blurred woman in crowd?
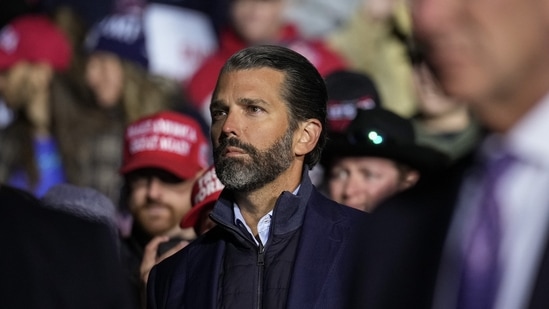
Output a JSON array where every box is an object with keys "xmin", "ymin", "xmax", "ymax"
[
  {"xmin": 0, "ymin": 14, "xmax": 93, "ymax": 197},
  {"xmin": 85, "ymin": 12, "xmax": 177, "ymax": 124},
  {"xmin": 83, "ymin": 11, "xmax": 209, "ymax": 221}
]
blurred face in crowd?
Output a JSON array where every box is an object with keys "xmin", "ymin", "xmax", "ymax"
[
  {"xmin": 127, "ymin": 168, "xmax": 194, "ymax": 236},
  {"xmin": 0, "ymin": 62, "xmax": 52, "ymax": 110},
  {"xmin": 411, "ymin": 0, "xmax": 549, "ymax": 131},
  {"xmin": 85, "ymin": 52, "xmax": 124, "ymax": 109},
  {"xmin": 210, "ymin": 68, "xmax": 296, "ymax": 192},
  {"xmin": 327, "ymin": 156, "xmax": 419, "ymax": 212},
  {"xmin": 231, "ymin": 0, "xmax": 286, "ymax": 44}
]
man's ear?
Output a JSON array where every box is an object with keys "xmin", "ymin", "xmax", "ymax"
[
  {"xmin": 294, "ymin": 119, "xmax": 322, "ymax": 157},
  {"xmin": 399, "ymin": 169, "xmax": 420, "ymax": 191}
]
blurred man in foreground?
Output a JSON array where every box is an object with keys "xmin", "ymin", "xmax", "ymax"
[{"xmin": 352, "ymin": 0, "xmax": 549, "ymax": 308}]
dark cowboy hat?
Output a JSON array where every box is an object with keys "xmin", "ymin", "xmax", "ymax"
[{"xmin": 321, "ymin": 108, "xmax": 450, "ymax": 173}]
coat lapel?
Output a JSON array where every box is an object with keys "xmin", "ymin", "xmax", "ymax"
[{"xmin": 286, "ymin": 191, "xmax": 352, "ymax": 308}]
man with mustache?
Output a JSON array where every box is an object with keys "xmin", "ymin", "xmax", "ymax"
[
  {"xmin": 146, "ymin": 45, "xmax": 367, "ymax": 309},
  {"xmin": 119, "ymin": 111, "xmax": 210, "ymax": 308}
]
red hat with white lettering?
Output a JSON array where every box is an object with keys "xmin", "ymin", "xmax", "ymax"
[
  {"xmin": 120, "ymin": 111, "xmax": 210, "ymax": 180},
  {"xmin": 0, "ymin": 14, "xmax": 71, "ymax": 71},
  {"xmin": 180, "ymin": 165, "xmax": 224, "ymax": 229}
]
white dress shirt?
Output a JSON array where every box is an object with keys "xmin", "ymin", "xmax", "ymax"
[
  {"xmin": 233, "ymin": 186, "xmax": 301, "ymax": 247},
  {"xmin": 234, "ymin": 206, "xmax": 273, "ymax": 246},
  {"xmin": 434, "ymin": 92, "xmax": 549, "ymax": 309}
]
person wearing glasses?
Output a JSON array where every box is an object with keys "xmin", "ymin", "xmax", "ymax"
[{"xmin": 321, "ymin": 107, "xmax": 449, "ymax": 212}]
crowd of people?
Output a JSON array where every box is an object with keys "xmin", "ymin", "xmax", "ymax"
[{"xmin": 2, "ymin": 0, "xmax": 544, "ymax": 308}]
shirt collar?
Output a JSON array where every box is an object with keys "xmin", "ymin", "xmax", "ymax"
[
  {"xmin": 503, "ymin": 91, "xmax": 549, "ymax": 167},
  {"xmin": 233, "ymin": 185, "xmax": 301, "ymax": 246}
]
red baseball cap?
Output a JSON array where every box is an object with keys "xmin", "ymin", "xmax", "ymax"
[
  {"xmin": 120, "ymin": 111, "xmax": 210, "ymax": 180},
  {"xmin": 180, "ymin": 165, "xmax": 224, "ymax": 229},
  {"xmin": 0, "ymin": 15, "xmax": 72, "ymax": 71}
]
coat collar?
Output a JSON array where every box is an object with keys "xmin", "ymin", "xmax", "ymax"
[
  {"xmin": 203, "ymin": 167, "xmax": 358, "ymax": 307},
  {"xmin": 209, "ymin": 167, "xmax": 314, "ymax": 240},
  {"xmin": 287, "ymin": 189, "xmax": 356, "ymax": 308}
]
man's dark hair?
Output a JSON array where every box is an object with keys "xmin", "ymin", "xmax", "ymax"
[{"xmin": 215, "ymin": 44, "xmax": 328, "ymax": 169}]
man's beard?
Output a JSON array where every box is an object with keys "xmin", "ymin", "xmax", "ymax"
[{"xmin": 213, "ymin": 128, "xmax": 294, "ymax": 192}]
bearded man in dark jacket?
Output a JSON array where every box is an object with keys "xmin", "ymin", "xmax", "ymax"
[{"xmin": 147, "ymin": 45, "xmax": 367, "ymax": 309}]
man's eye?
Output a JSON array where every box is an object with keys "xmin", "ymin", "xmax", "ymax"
[
  {"xmin": 246, "ymin": 105, "xmax": 264, "ymax": 114},
  {"xmin": 330, "ymin": 169, "xmax": 349, "ymax": 180},
  {"xmin": 211, "ymin": 110, "xmax": 227, "ymax": 120},
  {"xmin": 362, "ymin": 171, "xmax": 380, "ymax": 180},
  {"xmin": 130, "ymin": 177, "xmax": 148, "ymax": 189}
]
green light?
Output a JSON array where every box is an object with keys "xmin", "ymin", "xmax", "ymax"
[{"xmin": 368, "ymin": 131, "xmax": 383, "ymax": 145}]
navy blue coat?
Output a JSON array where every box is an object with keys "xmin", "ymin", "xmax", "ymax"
[{"xmin": 147, "ymin": 171, "xmax": 366, "ymax": 309}]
